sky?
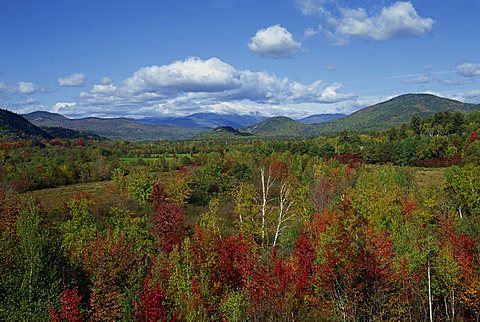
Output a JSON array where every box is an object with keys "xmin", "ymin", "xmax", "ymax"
[{"xmin": 0, "ymin": 0, "xmax": 479, "ymax": 118}]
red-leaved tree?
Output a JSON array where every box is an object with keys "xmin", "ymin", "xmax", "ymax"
[
  {"xmin": 48, "ymin": 286, "xmax": 84, "ymax": 322},
  {"xmin": 134, "ymin": 277, "xmax": 169, "ymax": 322},
  {"xmin": 151, "ymin": 183, "xmax": 186, "ymax": 253}
]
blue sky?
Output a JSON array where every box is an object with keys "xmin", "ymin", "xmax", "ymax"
[{"xmin": 1, "ymin": 0, "xmax": 479, "ymax": 118}]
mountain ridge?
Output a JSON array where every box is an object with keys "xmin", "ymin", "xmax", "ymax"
[
  {"xmin": 318, "ymin": 93, "xmax": 480, "ymax": 133},
  {"xmin": 24, "ymin": 111, "xmax": 204, "ymax": 141},
  {"xmin": 0, "ymin": 109, "xmax": 53, "ymax": 140},
  {"xmin": 299, "ymin": 113, "xmax": 346, "ymax": 124},
  {"xmin": 136, "ymin": 112, "xmax": 267, "ymax": 129},
  {"xmin": 19, "ymin": 93, "xmax": 480, "ymax": 140}
]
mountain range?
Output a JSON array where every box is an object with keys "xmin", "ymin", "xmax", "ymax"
[
  {"xmin": 136, "ymin": 112, "xmax": 268, "ymax": 129},
  {"xmin": 1, "ymin": 93, "xmax": 478, "ymax": 141},
  {"xmin": 24, "ymin": 111, "xmax": 203, "ymax": 141}
]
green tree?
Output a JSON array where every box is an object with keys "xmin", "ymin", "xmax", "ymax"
[
  {"xmin": 61, "ymin": 198, "xmax": 97, "ymax": 264},
  {"xmin": 127, "ymin": 169, "xmax": 154, "ymax": 207},
  {"xmin": 12, "ymin": 199, "xmax": 60, "ymax": 320},
  {"xmin": 233, "ymin": 183, "xmax": 261, "ymax": 239}
]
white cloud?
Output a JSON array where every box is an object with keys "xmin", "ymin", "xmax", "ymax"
[
  {"xmin": 304, "ymin": 27, "xmax": 320, "ymax": 38},
  {"xmin": 296, "ymin": 1, "xmax": 433, "ymax": 43},
  {"xmin": 404, "ymin": 74, "xmax": 431, "ymax": 84},
  {"xmin": 0, "ymin": 81, "xmax": 44, "ymax": 98},
  {"xmin": 100, "ymin": 77, "xmax": 113, "ymax": 85},
  {"xmin": 295, "ymin": 0, "xmax": 333, "ymax": 16},
  {"xmin": 438, "ymin": 78, "xmax": 476, "ymax": 86},
  {"xmin": 335, "ymin": 2, "xmax": 433, "ymax": 42},
  {"xmin": 53, "ymin": 57, "xmax": 355, "ymax": 117},
  {"xmin": 456, "ymin": 62, "xmax": 480, "ymax": 77},
  {"xmin": 124, "ymin": 57, "xmax": 238, "ymax": 94},
  {"xmin": 58, "ymin": 73, "xmax": 86, "ymax": 87},
  {"xmin": 52, "ymin": 102, "xmax": 77, "ymax": 114},
  {"xmin": 248, "ymin": 25, "xmax": 301, "ymax": 58},
  {"xmin": 17, "ymin": 81, "xmax": 40, "ymax": 94},
  {"xmin": 451, "ymin": 90, "xmax": 480, "ymax": 104}
]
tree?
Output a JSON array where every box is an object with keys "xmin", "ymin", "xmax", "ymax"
[
  {"xmin": 82, "ymin": 229, "xmax": 137, "ymax": 321},
  {"xmin": 151, "ymin": 183, "xmax": 186, "ymax": 253},
  {"xmin": 445, "ymin": 164, "xmax": 480, "ymax": 219},
  {"xmin": 134, "ymin": 278, "xmax": 169, "ymax": 322},
  {"xmin": 60, "ymin": 197, "xmax": 97, "ymax": 264},
  {"xmin": 127, "ymin": 169, "xmax": 154, "ymax": 207},
  {"xmin": 13, "ymin": 199, "xmax": 60, "ymax": 321},
  {"xmin": 233, "ymin": 183, "xmax": 260, "ymax": 239},
  {"xmin": 48, "ymin": 286, "xmax": 84, "ymax": 322}
]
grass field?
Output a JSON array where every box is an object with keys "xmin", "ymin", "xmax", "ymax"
[
  {"xmin": 22, "ymin": 180, "xmax": 112, "ymax": 215},
  {"xmin": 412, "ymin": 167, "xmax": 445, "ymax": 191}
]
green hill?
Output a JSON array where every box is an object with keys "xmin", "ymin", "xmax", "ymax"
[
  {"xmin": 319, "ymin": 93, "xmax": 480, "ymax": 133},
  {"xmin": 194, "ymin": 126, "xmax": 253, "ymax": 140},
  {"xmin": 24, "ymin": 111, "xmax": 204, "ymax": 141},
  {"xmin": 0, "ymin": 108, "xmax": 52, "ymax": 140},
  {"xmin": 243, "ymin": 116, "xmax": 321, "ymax": 138},
  {"xmin": 42, "ymin": 126, "xmax": 104, "ymax": 140}
]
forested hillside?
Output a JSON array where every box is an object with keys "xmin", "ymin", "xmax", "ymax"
[
  {"xmin": 24, "ymin": 111, "xmax": 204, "ymax": 141},
  {"xmin": 319, "ymin": 93, "xmax": 480, "ymax": 132},
  {"xmin": 0, "ymin": 109, "xmax": 52, "ymax": 140}
]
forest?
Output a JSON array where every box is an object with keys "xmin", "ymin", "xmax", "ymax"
[{"xmin": 1, "ymin": 110, "xmax": 480, "ymax": 321}]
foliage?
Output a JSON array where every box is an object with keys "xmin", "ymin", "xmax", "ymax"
[{"xmin": 127, "ymin": 169, "xmax": 154, "ymax": 207}]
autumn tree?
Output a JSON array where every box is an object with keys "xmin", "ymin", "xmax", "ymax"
[
  {"xmin": 82, "ymin": 229, "xmax": 137, "ymax": 321},
  {"xmin": 48, "ymin": 286, "xmax": 84, "ymax": 322},
  {"xmin": 151, "ymin": 183, "xmax": 186, "ymax": 253}
]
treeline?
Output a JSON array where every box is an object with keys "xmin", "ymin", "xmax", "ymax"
[
  {"xmin": 1, "ymin": 110, "xmax": 478, "ymax": 194},
  {"xmin": 0, "ymin": 140, "xmax": 120, "ymax": 192}
]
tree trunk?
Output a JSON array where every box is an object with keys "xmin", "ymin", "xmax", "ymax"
[{"xmin": 428, "ymin": 262, "xmax": 433, "ymax": 322}]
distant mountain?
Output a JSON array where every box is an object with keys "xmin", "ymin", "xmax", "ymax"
[
  {"xmin": 318, "ymin": 94, "xmax": 480, "ymax": 133},
  {"xmin": 195, "ymin": 126, "xmax": 253, "ymax": 140},
  {"xmin": 20, "ymin": 94, "xmax": 480, "ymax": 140},
  {"xmin": 0, "ymin": 109, "xmax": 52, "ymax": 140},
  {"xmin": 24, "ymin": 111, "xmax": 204, "ymax": 141},
  {"xmin": 26, "ymin": 111, "xmax": 69, "ymax": 123},
  {"xmin": 243, "ymin": 116, "xmax": 321, "ymax": 138},
  {"xmin": 137, "ymin": 112, "xmax": 267, "ymax": 129},
  {"xmin": 299, "ymin": 113, "xmax": 345, "ymax": 124}
]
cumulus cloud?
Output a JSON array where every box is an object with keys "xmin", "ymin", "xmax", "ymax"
[
  {"xmin": 456, "ymin": 62, "xmax": 480, "ymax": 77},
  {"xmin": 0, "ymin": 81, "xmax": 44, "ymax": 99},
  {"xmin": 296, "ymin": 1, "xmax": 433, "ymax": 43},
  {"xmin": 248, "ymin": 25, "xmax": 301, "ymax": 58},
  {"xmin": 335, "ymin": 2, "xmax": 433, "ymax": 41},
  {"xmin": 58, "ymin": 73, "xmax": 86, "ymax": 87},
  {"xmin": 17, "ymin": 81, "xmax": 43, "ymax": 94},
  {"xmin": 53, "ymin": 57, "xmax": 355, "ymax": 117}
]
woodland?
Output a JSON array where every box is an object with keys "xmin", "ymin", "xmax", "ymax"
[{"xmin": 1, "ymin": 111, "xmax": 480, "ymax": 321}]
